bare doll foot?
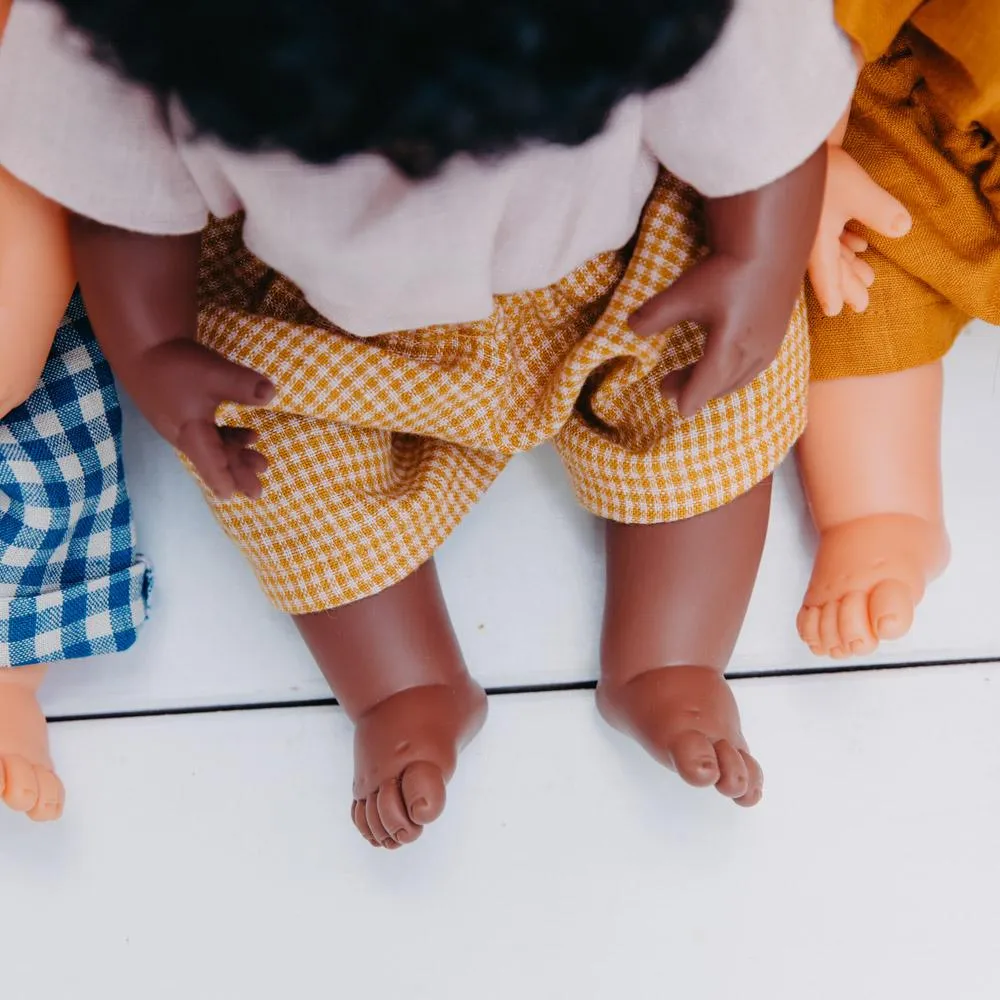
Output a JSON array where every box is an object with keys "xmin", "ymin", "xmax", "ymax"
[
  {"xmin": 351, "ymin": 678, "xmax": 487, "ymax": 849},
  {"xmin": 0, "ymin": 667, "xmax": 65, "ymax": 822},
  {"xmin": 797, "ymin": 514, "xmax": 950, "ymax": 658},
  {"xmin": 597, "ymin": 666, "xmax": 763, "ymax": 807}
]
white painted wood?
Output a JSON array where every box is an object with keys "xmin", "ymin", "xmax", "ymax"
[
  {"xmin": 5, "ymin": 665, "xmax": 1000, "ymax": 999},
  {"xmin": 38, "ymin": 325, "xmax": 1000, "ymax": 716}
]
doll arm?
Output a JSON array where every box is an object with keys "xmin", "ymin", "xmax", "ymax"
[
  {"xmin": 0, "ymin": 164, "xmax": 74, "ymax": 416},
  {"xmin": 631, "ymin": 0, "xmax": 862, "ymax": 415},
  {"xmin": 0, "ymin": 2, "xmax": 269, "ymax": 493},
  {"xmin": 630, "ymin": 145, "xmax": 827, "ymax": 417},
  {"xmin": 69, "ymin": 218, "xmax": 275, "ymax": 498}
]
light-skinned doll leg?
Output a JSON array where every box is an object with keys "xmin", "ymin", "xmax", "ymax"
[
  {"xmin": 597, "ymin": 478, "xmax": 772, "ymax": 807},
  {"xmin": 0, "ymin": 664, "xmax": 64, "ymax": 821},
  {"xmin": 796, "ymin": 364, "xmax": 950, "ymax": 658},
  {"xmin": 296, "ymin": 560, "xmax": 487, "ymax": 850}
]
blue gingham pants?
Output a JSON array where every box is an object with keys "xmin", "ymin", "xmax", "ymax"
[{"xmin": 0, "ymin": 291, "xmax": 151, "ymax": 667}]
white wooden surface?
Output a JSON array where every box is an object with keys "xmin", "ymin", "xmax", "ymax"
[
  {"xmin": 4, "ymin": 664, "xmax": 999, "ymax": 1000},
  {"xmin": 37, "ymin": 324, "xmax": 1000, "ymax": 717}
]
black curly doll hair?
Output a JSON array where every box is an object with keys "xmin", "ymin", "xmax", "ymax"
[{"xmin": 50, "ymin": 0, "xmax": 732, "ymax": 178}]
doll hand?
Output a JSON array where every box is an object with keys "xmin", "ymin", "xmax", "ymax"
[
  {"xmin": 808, "ymin": 145, "xmax": 911, "ymax": 317},
  {"xmin": 629, "ymin": 251, "xmax": 796, "ymax": 418},
  {"xmin": 131, "ymin": 339, "xmax": 275, "ymax": 499}
]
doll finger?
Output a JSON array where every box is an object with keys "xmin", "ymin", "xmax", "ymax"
[
  {"xmin": 218, "ymin": 426, "xmax": 260, "ymax": 448},
  {"xmin": 676, "ymin": 317, "xmax": 760, "ymax": 415},
  {"xmin": 706, "ymin": 340, "xmax": 773, "ymax": 405},
  {"xmin": 181, "ymin": 422, "xmax": 239, "ymax": 499},
  {"xmin": 850, "ymin": 171, "xmax": 912, "ymax": 240},
  {"xmin": 675, "ymin": 344, "xmax": 738, "ymax": 417},
  {"xmin": 239, "ymin": 448, "xmax": 269, "ymax": 477},
  {"xmin": 841, "ymin": 247, "xmax": 876, "ymax": 288},
  {"xmin": 840, "ymin": 257, "xmax": 871, "ymax": 314},
  {"xmin": 220, "ymin": 428, "xmax": 268, "ymax": 492},
  {"xmin": 837, "ymin": 247, "xmax": 874, "ymax": 303},
  {"xmin": 808, "ymin": 238, "xmax": 845, "ymax": 317},
  {"xmin": 658, "ymin": 366, "xmax": 690, "ymax": 402},
  {"xmin": 628, "ymin": 265, "xmax": 709, "ymax": 336},
  {"xmin": 201, "ymin": 349, "xmax": 275, "ymax": 409},
  {"xmin": 840, "ymin": 229, "xmax": 868, "ymax": 254},
  {"xmin": 855, "ymin": 258, "xmax": 877, "ymax": 288},
  {"xmin": 229, "ymin": 453, "xmax": 266, "ymax": 500},
  {"xmin": 234, "ymin": 447, "xmax": 270, "ymax": 499},
  {"xmin": 711, "ymin": 343, "xmax": 776, "ymax": 402}
]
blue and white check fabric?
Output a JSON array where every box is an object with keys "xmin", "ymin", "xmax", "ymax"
[{"xmin": 0, "ymin": 291, "xmax": 151, "ymax": 667}]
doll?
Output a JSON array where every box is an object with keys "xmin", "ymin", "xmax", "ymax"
[
  {"xmin": 0, "ymin": 0, "xmax": 150, "ymax": 821},
  {"xmin": 0, "ymin": 0, "xmax": 856, "ymax": 846},
  {"xmin": 797, "ymin": 0, "xmax": 999, "ymax": 659}
]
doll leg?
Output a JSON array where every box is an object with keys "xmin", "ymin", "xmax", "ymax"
[
  {"xmin": 549, "ymin": 171, "xmax": 809, "ymax": 805},
  {"xmin": 0, "ymin": 665, "xmax": 64, "ymax": 821},
  {"xmin": 194, "ymin": 391, "xmax": 499, "ymax": 851},
  {"xmin": 597, "ymin": 479, "xmax": 769, "ymax": 805},
  {"xmin": 296, "ymin": 559, "xmax": 487, "ymax": 849},
  {"xmin": 796, "ymin": 364, "xmax": 949, "ymax": 657},
  {"xmin": 202, "ymin": 426, "xmax": 497, "ymax": 851}
]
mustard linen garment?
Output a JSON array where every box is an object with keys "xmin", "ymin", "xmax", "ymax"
[{"xmin": 811, "ymin": 0, "xmax": 1000, "ymax": 379}]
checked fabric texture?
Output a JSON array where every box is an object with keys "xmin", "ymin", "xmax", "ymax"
[
  {"xmin": 0, "ymin": 291, "xmax": 151, "ymax": 667},
  {"xmin": 196, "ymin": 170, "xmax": 808, "ymax": 614}
]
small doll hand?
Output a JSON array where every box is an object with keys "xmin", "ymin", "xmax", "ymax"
[
  {"xmin": 130, "ymin": 339, "xmax": 275, "ymax": 499},
  {"xmin": 808, "ymin": 145, "xmax": 911, "ymax": 316},
  {"xmin": 629, "ymin": 251, "xmax": 796, "ymax": 418}
]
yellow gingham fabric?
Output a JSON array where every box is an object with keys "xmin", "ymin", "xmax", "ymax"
[{"xmin": 196, "ymin": 171, "xmax": 808, "ymax": 614}]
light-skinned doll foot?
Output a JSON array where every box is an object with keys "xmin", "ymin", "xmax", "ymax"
[
  {"xmin": 597, "ymin": 666, "xmax": 763, "ymax": 805},
  {"xmin": 797, "ymin": 364, "xmax": 949, "ymax": 659},
  {"xmin": 297, "ymin": 559, "xmax": 487, "ymax": 850},
  {"xmin": 797, "ymin": 513, "xmax": 949, "ymax": 658},
  {"xmin": 0, "ymin": 665, "xmax": 65, "ymax": 822}
]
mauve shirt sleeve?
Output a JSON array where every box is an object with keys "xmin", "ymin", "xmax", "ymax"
[
  {"xmin": 0, "ymin": 0, "xmax": 208, "ymax": 233},
  {"xmin": 642, "ymin": 0, "xmax": 858, "ymax": 198}
]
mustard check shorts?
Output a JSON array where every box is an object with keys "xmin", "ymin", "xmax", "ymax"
[{"xmin": 195, "ymin": 171, "xmax": 808, "ymax": 614}]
